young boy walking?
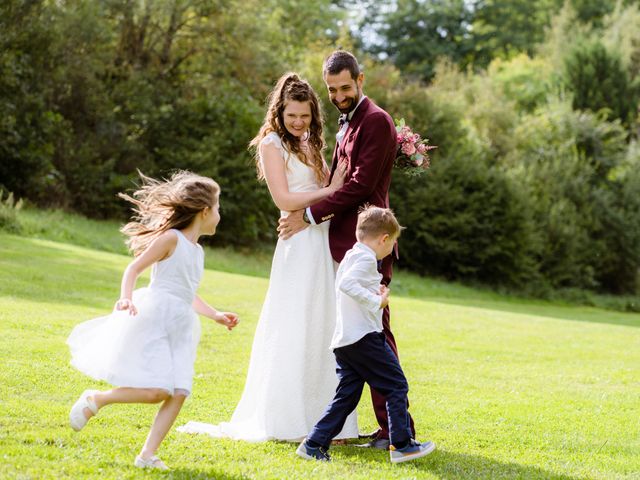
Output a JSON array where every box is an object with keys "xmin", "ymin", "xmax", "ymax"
[{"xmin": 296, "ymin": 206, "xmax": 435, "ymax": 464}]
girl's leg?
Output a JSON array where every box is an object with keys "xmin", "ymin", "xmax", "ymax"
[
  {"xmin": 93, "ymin": 387, "xmax": 170, "ymax": 408},
  {"xmin": 139, "ymin": 392, "xmax": 187, "ymax": 459},
  {"xmin": 81, "ymin": 388, "xmax": 170, "ymax": 420}
]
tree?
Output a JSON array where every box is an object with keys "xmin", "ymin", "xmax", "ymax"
[
  {"xmin": 0, "ymin": 1, "xmax": 66, "ymax": 204},
  {"xmin": 564, "ymin": 39, "xmax": 638, "ymax": 127},
  {"xmin": 471, "ymin": 0, "xmax": 561, "ymax": 68},
  {"xmin": 357, "ymin": 0, "xmax": 475, "ymax": 81}
]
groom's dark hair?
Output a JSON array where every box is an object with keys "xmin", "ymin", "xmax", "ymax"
[{"xmin": 323, "ymin": 50, "xmax": 361, "ymax": 81}]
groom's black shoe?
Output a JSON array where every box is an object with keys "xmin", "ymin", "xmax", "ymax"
[
  {"xmin": 356, "ymin": 433, "xmax": 391, "ymax": 450},
  {"xmin": 358, "ymin": 428, "xmax": 381, "ymax": 439}
]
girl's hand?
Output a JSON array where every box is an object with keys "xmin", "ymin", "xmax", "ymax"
[
  {"xmin": 214, "ymin": 312, "xmax": 240, "ymax": 331},
  {"xmin": 328, "ymin": 161, "xmax": 348, "ymax": 192},
  {"xmin": 115, "ymin": 298, "xmax": 138, "ymax": 316}
]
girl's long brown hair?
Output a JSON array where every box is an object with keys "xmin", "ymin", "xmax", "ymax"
[
  {"xmin": 118, "ymin": 171, "xmax": 220, "ymax": 256},
  {"xmin": 249, "ymin": 72, "xmax": 326, "ymax": 184}
]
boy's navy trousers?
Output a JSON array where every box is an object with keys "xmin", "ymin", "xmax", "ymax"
[{"xmin": 307, "ymin": 332, "xmax": 413, "ymax": 448}]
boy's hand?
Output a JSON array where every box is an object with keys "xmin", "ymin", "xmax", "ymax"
[
  {"xmin": 115, "ymin": 298, "xmax": 138, "ymax": 316},
  {"xmin": 379, "ymin": 285, "xmax": 390, "ymax": 309},
  {"xmin": 214, "ymin": 312, "xmax": 240, "ymax": 331}
]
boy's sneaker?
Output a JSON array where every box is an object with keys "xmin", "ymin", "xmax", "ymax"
[
  {"xmin": 296, "ymin": 439, "xmax": 331, "ymax": 462},
  {"xmin": 389, "ymin": 439, "xmax": 436, "ymax": 464}
]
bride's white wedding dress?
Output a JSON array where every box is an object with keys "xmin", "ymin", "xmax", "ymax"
[{"xmin": 179, "ymin": 132, "xmax": 358, "ymax": 441}]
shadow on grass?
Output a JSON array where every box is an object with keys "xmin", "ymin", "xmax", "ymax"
[
  {"xmin": 3, "ymin": 233, "xmax": 638, "ymax": 329},
  {"xmin": 410, "ymin": 295, "xmax": 640, "ymax": 329},
  {"xmin": 339, "ymin": 447, "xmax": 588, "ymax": 480},
  {"xmin": 166, "ymin": 468, "xmax": 251, "ymax": 479},
  {"xmin": 391, "ymin": 272, "xmax": 640, "ymax": 329},
  {"xmin": 1, "ymin": 234, "xmax": 257, "ymax": 313},
  {"xmin": 390, "ymin": 266, "xmax": 640, "ymax": 329},
  {"xmin": 1, "ymin": 235, "xmax": 129, "ymax": 309}
]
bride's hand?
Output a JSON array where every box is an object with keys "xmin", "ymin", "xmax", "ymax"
[{"xmin": 329, "ymin": 161, "xmax": 348, "ymax": 192}]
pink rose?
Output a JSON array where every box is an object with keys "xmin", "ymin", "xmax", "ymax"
[
  {"xmin": 413, "ymin": 133, "xmax": 421, "ymax": 142},
  {"xmin": 417, "ymin": 143, "xmax": 427, "ymax": 154},
  {"xmin": 397, "ymin": 133, "xmax": 404, "ymax": 143},
  {"xmin": 401, "ymin": 142, "xmax": 416, "ymax": 156}
]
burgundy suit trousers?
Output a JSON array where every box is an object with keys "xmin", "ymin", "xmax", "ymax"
[{"xmin": 371, "ymin": 254, "xmax": 416, "ymax": 440}]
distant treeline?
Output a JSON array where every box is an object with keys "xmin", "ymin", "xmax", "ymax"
[{"xmin": 1, "ymin": 0, "xmax": 639, "ymax": 295}]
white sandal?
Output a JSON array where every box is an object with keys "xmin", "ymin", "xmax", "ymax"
[
  {"xmin": 134, "ymin": 455, "xmax": 169, "ymax": 470},
  {"xmin": 69, "ymin": 389, "xmax": 99, "ymax": 432}
]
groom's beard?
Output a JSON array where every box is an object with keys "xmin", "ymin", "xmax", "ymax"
[{"xmin": 333, "ymin": 88, "xmax": 361, "ymax": 115}]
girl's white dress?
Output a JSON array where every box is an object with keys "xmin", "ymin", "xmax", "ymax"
[
  {"xmin": 67, "ymin": 229, "xmax": 203, "ymax": 395},
  {"xmin": 179, "ymin": 132, "xmax": 358, "ymax": 441}
]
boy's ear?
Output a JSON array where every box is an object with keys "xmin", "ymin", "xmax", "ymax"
[{"xmin": 381, "ymin": 233, "xmax": 391, "ymax": 244}]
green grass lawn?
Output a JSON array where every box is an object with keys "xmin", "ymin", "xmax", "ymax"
[{"xmin": 1, "ymin": 228, "xmax": 639, "ymax": 479}]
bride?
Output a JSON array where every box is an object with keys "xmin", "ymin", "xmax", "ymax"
[{"xmin": 180, "ymin": 72, "xmax": 358, "ymax": 441}]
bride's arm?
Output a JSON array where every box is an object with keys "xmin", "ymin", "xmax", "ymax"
[{"xmin": 261, "ymin": 142, "xmax": 345, "ymax": 211}]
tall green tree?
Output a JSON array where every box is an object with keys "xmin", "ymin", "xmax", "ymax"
[
  {"xmin": 471, "ymin": 0, "xmax": 561, "ymax": 67},
  {"xmin": 564, "ymin": 39, "xmax": 638, "ymax": 127},
  {"xmin": 356, "ymin": 0, "xmax": 475, "ymax": 81},
  {"xmin": 357, "ymin": 0, "xmax": 630, "ymax": 79},
  {"xmin": 0, "ymin": 1, "xmax": 65, "ymax": 203}
]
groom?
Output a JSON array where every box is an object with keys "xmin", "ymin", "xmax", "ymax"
[{"xmin": 278, "ymin": 50, "xmax": 416, "ymax": 449}]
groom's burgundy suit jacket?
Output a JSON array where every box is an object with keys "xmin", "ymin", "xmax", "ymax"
[{"xmin": 309, "ymin": 97, "xmax": 398, "ymax": 271}]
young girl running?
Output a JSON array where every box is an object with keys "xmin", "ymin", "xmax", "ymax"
[{"xmin": 67, "ymin": 171, "xmax": 239, "ymax": 470}]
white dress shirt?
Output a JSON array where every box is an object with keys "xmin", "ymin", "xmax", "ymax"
[{"xmin": 330, "ymin": 242, "xmax": 383, "ymax": 349}]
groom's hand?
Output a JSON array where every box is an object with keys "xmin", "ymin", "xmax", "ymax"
[{"xmin": 278, "ymin": 209, "xmax": 309, "ymax": 239}]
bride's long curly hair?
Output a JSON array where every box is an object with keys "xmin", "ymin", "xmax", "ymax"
[
  {"xmin": 118, "ymin": 170, "xmax": 220, "ymax": 256},
  {"xmin": 249, "ymin": 72, "xmax": 326, "ymax": 184}
]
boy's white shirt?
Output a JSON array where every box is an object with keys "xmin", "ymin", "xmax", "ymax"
[{"xmin": 330, "ymin": 242, "xmax": 384, "ymax": 349}]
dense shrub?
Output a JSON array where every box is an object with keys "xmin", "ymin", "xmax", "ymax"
[
  {"xmin": 564, "ymin": 39, "xmax": 638, "ymax": 127},
  {"xmin": 0, "ymin": 3, "xmax": 65, "ymax": 204},
  {"xmin": 391, "ymin": 145, "xmax": 539, "ymax": 288},
  {"xmin": 508, "ymin": 102, "xmax": 638, "ymax": 292},
  {"xmin": 487, "ymin": 55, "xmax": 553, "ymax": 114},
  {"xmin": 0, "ymin": 190, "xmax": 23, "ymax": 234},
  {"xmin": 596, "ymin": 141, "xmax": 640, "ymax": 293}
]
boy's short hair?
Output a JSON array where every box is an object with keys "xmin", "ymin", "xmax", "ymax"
[{"xmin": 356, "ymin": 205, "xmax": 404, "ymax": 241}]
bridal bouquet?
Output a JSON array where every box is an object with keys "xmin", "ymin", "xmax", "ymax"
[{"xmin": 394, "ymin": 118, "xmax": 437, "ymax": 176}]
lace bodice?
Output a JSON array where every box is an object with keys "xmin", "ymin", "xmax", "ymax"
[{"xmin": 260, "ymin": 132, "xmax": 321, "ymax": 197}]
